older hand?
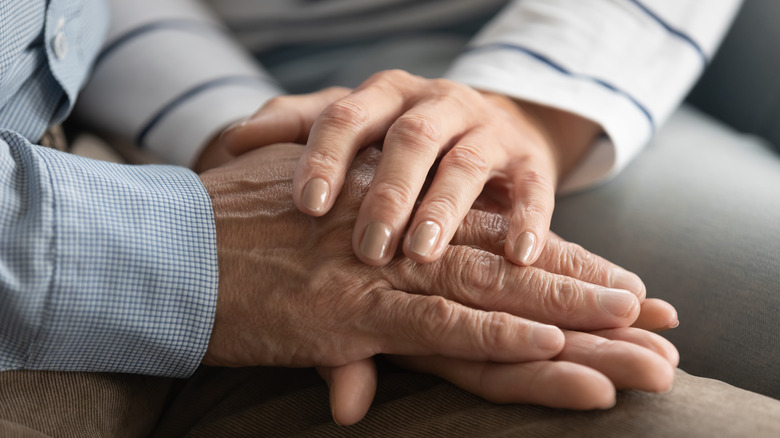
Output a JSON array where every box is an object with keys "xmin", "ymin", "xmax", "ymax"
[
  {"xmin": 199, "ymin": 144, "xmax": 650, "ymax": 370},
  {"xmin": 316, "ymin": 194, "xmax": 678, "ymax": 425},
  {"xmin": 221, "ymin": 70, "xmax": 600, "ymax": 267},
  {"xmin": 319, "ymin": 234, "xmax": 678, "ymax": 425},
  {"xmin": 321, "ymin": 320, "xmax": 678, "ymax": 425}
]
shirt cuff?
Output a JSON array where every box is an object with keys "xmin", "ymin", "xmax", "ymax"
[{"xmin": 26, "ymin": 146, "xmax": 218, "ymax": 377}]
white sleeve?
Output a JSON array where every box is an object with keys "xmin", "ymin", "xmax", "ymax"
[
  {"xmin": 74, "ymin": 0, "xmax": 283, "ymax": 168},
  {"xmin": 445, "ymin": 0, "xmax": 742, "ymax": 192}
]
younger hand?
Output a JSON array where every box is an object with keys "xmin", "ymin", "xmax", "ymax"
[{"xmin": 221, "ymin": 70, "xmax": 601, "ymax": 267}]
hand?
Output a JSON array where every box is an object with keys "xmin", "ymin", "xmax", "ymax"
[
  {"xmin": 320, "ymin": 324, "xmax": 678, "ymax": 425},
  {"xmin": 220, "ymin": 70, "xmax": 601, "ymax": 267},
  {"xmin": 199, "ymin": 144, "xmax": 649, "ymax": 369},
  {"xmin": 317, "ymin": 200, "xmax": 678, "ymax": 425}
]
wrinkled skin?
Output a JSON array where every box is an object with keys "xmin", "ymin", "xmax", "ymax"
[{"xmin": 199, "ymin": 144, "xmax": 678, "ymax": 423}]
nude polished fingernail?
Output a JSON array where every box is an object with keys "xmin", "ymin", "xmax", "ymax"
[
  {"xmin": 409, "ymin": 221, "xmax": 441, "ymax": 257},
  {"xmin": 514, "ymin": 232, "xmax": 536, "ymax": 265},
  {"xmin": 530, "ymin": 323, "xmax": 563, "ymax": 351},
  {"xmin": 610, "ymin": 268, "xmax": 646, "ymax": 299},
  {"xmin": 598, "ymin": 288, "xmax": 637, "ymax": 317},
  {"xmin": 360, "ymin": 222, "xmax": 392, "ymax": 261},
  {"xmin": 302, "ymin": 178, "xmax": 329, "ymax": 213}
]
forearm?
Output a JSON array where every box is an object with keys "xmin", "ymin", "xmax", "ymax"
[{"xmin": 74, "ymin": 0, "xmax": 283, "ymax": 169}]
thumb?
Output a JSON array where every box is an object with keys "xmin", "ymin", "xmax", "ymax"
[
  {"xmin": 316, "ymin": 358, "xmax": 377, "ymax": 426},
  {"xmin": 222, "ymin": 87, "xmax": 351, "ymax": 155}
]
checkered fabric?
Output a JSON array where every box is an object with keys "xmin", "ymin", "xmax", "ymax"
[{"xmin": 0, "ymin": 0, "xmax": 218, "ymax": 378}]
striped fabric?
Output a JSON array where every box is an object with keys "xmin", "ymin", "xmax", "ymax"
[{"xmin": 76, "ymin": 0, "xmax": 741, "ymax": 189}]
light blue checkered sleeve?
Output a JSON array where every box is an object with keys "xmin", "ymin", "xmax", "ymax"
[{"xmin": 0, "ymin": 131, "xmax": 218, "ymax": 378}]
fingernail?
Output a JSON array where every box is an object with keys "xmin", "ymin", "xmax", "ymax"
[
  {"xmin": 332, "ymin": 409, "xmax": 343, "ymax": 426},
  {"xmin": 597, "ymin": 288, "xmax": 637, "ymax": 317},
  {"xmin": 409, "ymin": 221, "xmax": 440, "ymax": 257},
  {"xmin": 669, "ymin": 320, "xmax": 680, "ymax": 329},
  {"xmin": 610, "ymin": 268, "xmax": 646, "ymax": 299},
  {"xmin": 219, "ymin": 119, "xmax": 248, "ymax": 144},
  {"xmin": 514, "ymin": 232, "xmax": 536, "ymax": 265},
  {"xmin": 360, "ymin": 222, "xmax": 392, "ymax": 261},
  {"xmin": 529, "ymin": 323, "xmax": 563, "ymax": 351},
  {"xmin": 302, "ymin": 178, "xmax": 329, "ymax": 213}
]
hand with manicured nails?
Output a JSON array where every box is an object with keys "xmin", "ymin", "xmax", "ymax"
[
  {"xmin": 199, "ymin": 143, "xmax": 678, "ymax": 425},
  {"xmin": 221, "ymin": 70, "xmax": 601, "ymax": 268}
]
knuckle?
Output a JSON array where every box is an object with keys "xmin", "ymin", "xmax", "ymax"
[
  {"xmin": 364, "ymin": 70, "xmax": 417, "ymax": 95},
  {"xmin": 519, "ymin": 202, "xmax": 550, "ymax": 223},
  {"xmin": 459, "ymin": 210, "xmax": 509, "ymax": 249},
  {"xmin": 306, "ymin": 147, "xmax": 342, "ymax": 172},
  {"xmin": 452, "ymin": 247, "xmax": 507, "ymax": 301},
  {"xmin": 478, "ymin": 312, "xmax": 513, "ymax": 352},
  {"xmin": 420, "ymin": 295, "xmax": 459, "ymax": 335},
  {"xmin": 421, "ymin": 190, "xmax": 461, "ymax": 219},
  {"xmin": 394, "ymin": 257, "xmax": 420, "ymax": 284},
  {"xmin": 370, "ymin": 177, "xmax": 417, "ymax": 211},
  {"xmin": 442, "ymin": 144, "xmax": 492, "ymax": 180},
  {"xmin": 431, "ymin": 79, "xmax": 482, "ymax": 107},
  {"xmin": 429, "ymin": 78, "xmax": 460, "ymax": 93},
  {"xmin": 379, "ymin": 69, "xmax": 415, "ymax": 84},
  {"xmin": 518, "ymin": 169, "xmax": 555, "ymax": 194},
  {"xmin": 320, "ymin": 99, "xmax": 369, "ymax": 132},
  {"xmin": 262, "ymin": 95, "xmax": 288, "ymax": 110},
  {"xmin": 389, "ymin": 114, "xmax": 443, "ymax": 149},
  {"xmin": 562, "ymin": 244, "xmax": 606, "ymax": 281},
  {"xmin": 545, "ymin": 279, "xmax": 584, "ymax": 315}
]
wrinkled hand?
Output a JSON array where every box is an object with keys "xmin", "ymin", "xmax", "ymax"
[
  {"xmin": 320, "ymin": 223, "xmax": 677, "ymax": 425},
  {"xmin": 321, "ymin": 324, "xmax": 678, "ymax": 425},
  {"xmin": 199, "ymin": 143, "xmax": 653, "ymax": 370},
  {"xmin": 318, "ymin": 233, "xmax": 678, "ymax": 425},
  {"xmin": 221, "ymin": 70, "xmax": 600, "ymax": 267},
  {"xmin": 314, "ymin": 177, "xmax": 678, "ymax": 426}
]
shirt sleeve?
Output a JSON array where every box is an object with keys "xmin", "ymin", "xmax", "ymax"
[
  {"xmin": 445, "ymin": 0, "xmax": 742, "ymax": 192},
  {"xmin": 74, "ymin": 0, "xmax": 283, "ymax": 168},
  {"xmin": 0, "ymin": 132, "xmax": 218, "ymax": 377}
]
